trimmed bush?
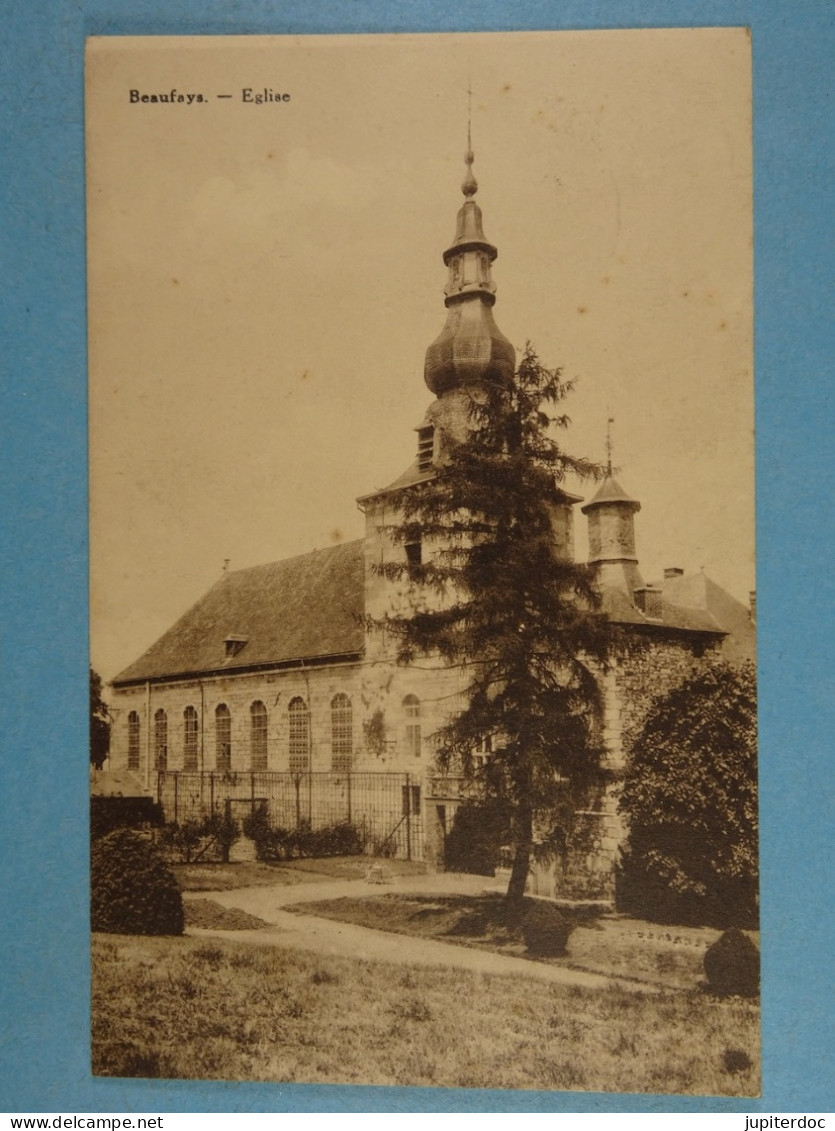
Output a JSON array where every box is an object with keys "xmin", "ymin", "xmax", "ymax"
[
  {"xmin": 521, "ymin": 899, "xmax": 573, "ymax": 956},
  {"xmin": 703, "ymin": 928, "xmax": 760, "ymax": 997},
  {"xmin": 91, "ymin": 829, "xmax": 184, "ymax": 936}
]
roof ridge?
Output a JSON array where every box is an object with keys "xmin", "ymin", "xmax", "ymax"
[{"xmin": 224, "ymin": 537, "xmax": 364, "ymax": 579}]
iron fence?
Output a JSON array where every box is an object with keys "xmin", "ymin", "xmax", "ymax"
[{"xmin": 156, "ymin": 770, "xmax": 425, "ymax": 861}]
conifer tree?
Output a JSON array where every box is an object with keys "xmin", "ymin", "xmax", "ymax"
[{"xmin": 374, "ymin": 345, "xmax": 618, "ymax": 907}]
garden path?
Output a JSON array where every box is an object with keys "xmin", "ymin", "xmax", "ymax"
[{"xmin": 185, "ymin": 871, "xmax": 654, "ymax": 992}]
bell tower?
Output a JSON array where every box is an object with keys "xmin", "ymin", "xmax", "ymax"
[
  {"xmin": 358, "ymin": 131, "xmax": 518, "ymax": 643},
  {"xmin": 420, "ymin": 131, "xmax": 516, "ymax": 456}
]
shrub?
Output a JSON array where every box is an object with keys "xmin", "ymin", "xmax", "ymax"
[
  {"xmin": 521, "ymin": 899, "xmax": 573, "ymax": 956},
  {"xmin": 444, "ymin": 799, "xmax": 513, "ymax": 876},
  {"xmin": 241, "ymin": 806, "xmax": 272, "ymax": 850},
  {"xmin": 157, "ymin": 819, "xmax": 204, "ymax": 862},
  {"xmin": 242, "ymin": 812, "xmax": 366, "ymax": 861},
  {"xmin": 158, "ymin": 813, "xmax": 240, "ymax": 863},
  {"xmin": 309, "ymin": 820, "xmax": 366, "ymax": 856},
  {"xmin": 91, "ymin": 828, "xmax": 184, "ymax": 936},
  {"xmin": 703, "ymin": 928, "xmax": 760, "ymax": 997},
  {"xmin": 201, "ymin": 812, "xmax": 240, "ymax": 863},
  {"xmin": 618, "ymin": 661, "xmax": 758, "ymax": 928},
  {"xmin": 90, "ymin": 795, "xmax": 163, "ymax": 842}
]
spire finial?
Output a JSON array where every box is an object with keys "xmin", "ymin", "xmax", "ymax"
[
  {"xmin": 605, "ymin": 416, "xmax": 615, "ymax": 475},
  {"xmin": 462, "ymin": 83, "xmax": 478, "ymax": 197}
]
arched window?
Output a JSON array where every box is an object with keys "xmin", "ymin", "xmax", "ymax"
[
  {"xmin": 215, "ymin": 703, "xmax": 231, "ymax": 771},
  {"xmin": 127, "ymin": 711, "xmax": 140, "ymax": 771},
  {"xmin": 331, "ymin": 693, "xmax": 352, "ymax": 772},
  {"xmin": 403, "ymin": 694, "xmax": 421, "ymax": 758},
  {"xmin": 154, "ymin": 708, "xmax": 168, "ymax": 771},
  {"xmin": 288, "ymin": 697, "xmax": 309, "ymax": 773},
  {"xmin": 250, "ymin": 700, "xmax": 268, "ymax": 772},
  {"xmin": 183, "ymin": 706, "xmax": 199, "ymax": 772}
]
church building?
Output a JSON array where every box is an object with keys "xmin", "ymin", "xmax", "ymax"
[{"xmin": 108, "ymin": 141, "xmax": 755, "ymax": 899}]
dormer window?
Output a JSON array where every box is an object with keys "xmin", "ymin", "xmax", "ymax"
[
  {"xmin": 633, "ymin": 586, "xmax": 663, "ymax": 620},
  {"xmin": 417, "ymin": 426, "xmax": 434, "ymax": 471},
  {"xmin": 224, "ymin": 634, "xmax": 249, "ymax": 658}
]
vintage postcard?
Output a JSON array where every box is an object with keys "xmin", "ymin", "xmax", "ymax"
[{"xmin": 86, "ymin": 30, "xmax": 757, "ymax": 1095}]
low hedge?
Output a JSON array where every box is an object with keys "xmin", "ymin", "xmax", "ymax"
[{"xmin": 242, "ymin": 811, "xmax": 366, "ymax": 861}]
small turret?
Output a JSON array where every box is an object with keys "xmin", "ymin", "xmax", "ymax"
[{"xmin": 582, "ymin": 427, "xmax": 644, "ymax": 596}]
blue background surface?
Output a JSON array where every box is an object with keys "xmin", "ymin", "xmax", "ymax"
[{"xmin": 1, "ymin": 0, "xmax": 832, "ymax": 1114}]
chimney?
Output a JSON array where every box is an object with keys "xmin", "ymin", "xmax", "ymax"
[
  {"xmin": 634, "ymin": 584, "xmax": 663, "ymax": 619},
  {"xmin": 749, "ymin": 590, "xmax": 756, "ymax": 623},
  {"xmin": 664, "ymin": 567, "xmax": 684, "ymax": 580}
]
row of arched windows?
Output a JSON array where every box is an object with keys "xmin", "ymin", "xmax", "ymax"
[{"xmin": 126, "ymin": 693, "xmax": 423, "ymax": 772}]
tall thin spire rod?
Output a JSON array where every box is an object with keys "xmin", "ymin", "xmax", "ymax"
[
  {"xmin": 606, "ymin": 415, "xmax": 615, "ymax": 475},
  {"xmin": 462, "ymin": 81, "xmax": 478, "ymax": 198}
]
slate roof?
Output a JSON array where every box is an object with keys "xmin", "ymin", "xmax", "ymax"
[
  {"xmin": 649, "ymin": 571, "xmax": 756, "ymax": 661},
  {"xmin": 580, "ymin": 474, "xmax": 640, "ymax": 512},
  {"xmin": 358, "ymin": 457, "xmax": 436, "ymax": 500},
  {"xmin": 596, "ymin": 568, "xmax": 756, "ymax": 657},
  {"xmin": 598, "ymin": 584, "xmax": 725, "ymax": 635},
  {"xmin": 113, "ymin": 540, "xmax": 365, "ymax": 685}
]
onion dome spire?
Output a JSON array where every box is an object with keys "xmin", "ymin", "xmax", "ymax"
[{"xmin": 424, "ymin": 130, "xmax": 515, "ymax": 396}]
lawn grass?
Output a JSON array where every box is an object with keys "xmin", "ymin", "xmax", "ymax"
[
  {"xmin": 172, "ymin": 861, "xmax": 322, "ymax": 891},
  {"xmin": 286, "ymin": 893, "xmax": 747, "ymax": 992},
  {"xmin": 173, "ymin": 855, "xmax": 426, "ymax": 892},
  {"xmin": 91, "ymin": 932, "xmax": 760, "ymax": 1095}
]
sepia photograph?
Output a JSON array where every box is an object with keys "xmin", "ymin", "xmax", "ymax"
[{"xmin": 86, "ymin": 30, "xmax": 758, "ymax": 1096}]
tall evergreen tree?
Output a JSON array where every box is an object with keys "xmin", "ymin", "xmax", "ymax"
[{"xmin": 373, "ymin": 345, "xmax": 619, "ymax": 907}]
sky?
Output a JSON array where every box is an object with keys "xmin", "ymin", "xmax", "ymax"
[{"xmin": 86, "ymin": 29, "xmax": 754, "ymax": 684}]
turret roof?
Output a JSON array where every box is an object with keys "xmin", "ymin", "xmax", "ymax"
[{"xmin": 581, "ymin": 474, "xmax": 640, "ymax": 513}]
